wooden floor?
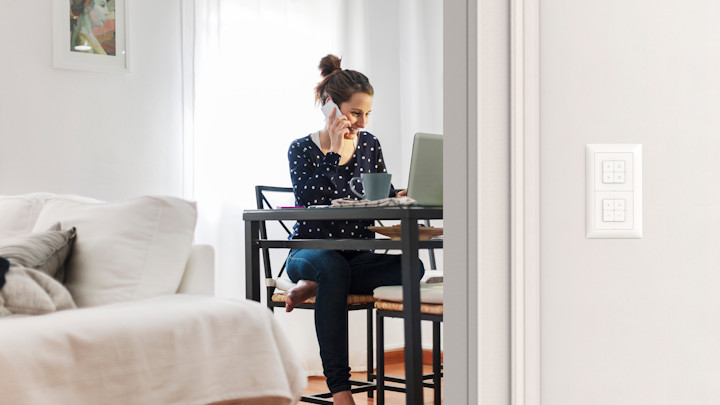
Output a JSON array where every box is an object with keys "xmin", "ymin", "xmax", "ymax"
[{"xmin": 303, "ymin": 360, "xmax": 442, "ymax": 405}]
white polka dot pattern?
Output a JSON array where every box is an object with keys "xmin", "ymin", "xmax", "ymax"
[{"xmin": 286, "ymin": 132, "xmax": 395, "ymax": 239}]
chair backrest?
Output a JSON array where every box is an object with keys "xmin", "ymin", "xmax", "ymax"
[{"xmin": 255, "ymin": 186, "xmax": 295, "ymax": 283}]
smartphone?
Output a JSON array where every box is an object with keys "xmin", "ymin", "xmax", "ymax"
[{"xmin": 321, "ymin": 100, "xmax": 343, "ymax": 120}]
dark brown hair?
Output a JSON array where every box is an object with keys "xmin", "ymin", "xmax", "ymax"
[{"xmin": 314, "ymin": 54, "xmax": 374, "ymax": 106}]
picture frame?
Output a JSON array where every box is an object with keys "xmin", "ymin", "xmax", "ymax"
[{"xmin": 52, "ymin": 0, "xmax": 130, "ymax": 73}]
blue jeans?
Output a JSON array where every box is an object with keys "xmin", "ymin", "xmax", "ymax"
[{"xmin": 285, "ymin": 249, "xmax": 425, "ymax": 394}]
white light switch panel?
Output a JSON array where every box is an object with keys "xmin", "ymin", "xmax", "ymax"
[{"xmin": 586, "ymin": 144, "xmax": 642, "ymax": 238}]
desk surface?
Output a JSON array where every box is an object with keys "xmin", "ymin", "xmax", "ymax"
[{"xmin": 243, "ymin": 205, "xmax": 443, "ymax": 221}]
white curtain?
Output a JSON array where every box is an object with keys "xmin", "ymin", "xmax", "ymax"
[
  {"xmin": 188, "ymin": 0, "xmax": 443, "ymax": 375},
  {"xmin": 192, "ymin": 0, "xmax": 350, "ymax": 297}
]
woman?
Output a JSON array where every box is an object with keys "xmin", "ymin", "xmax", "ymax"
[
  {"xmin": 285, "ymin": 54, "xmax": 424, "ymax": 405},
  {"xmin": 70, "ymin": 0, "xmax": 112, "ymax": 55}
]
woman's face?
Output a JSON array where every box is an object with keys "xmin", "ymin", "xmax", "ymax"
[
  {"xmin": 89, "ymin": 0, "xmax": 111, "ymax": 27},
  {"xmin": 340, "ymin": 92, "xmax": 373, "ymax": 139}
]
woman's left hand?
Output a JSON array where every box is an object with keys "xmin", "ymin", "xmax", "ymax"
[{"xmin": 396, "ymin": 189, "xmax": 408, "ymax": 197}]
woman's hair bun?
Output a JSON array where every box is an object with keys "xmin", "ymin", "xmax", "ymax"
[
  {"xmin": 313, "ymin": 53, "xmax": 372, "ymax": 105},
  {"xmin": 318, "ymin": 54, "xmax": 342, "ymax": 78}
]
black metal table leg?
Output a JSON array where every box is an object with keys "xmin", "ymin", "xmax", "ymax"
[
  {"xmin": 245, "ymin": 220, "xmax": 260, "ymax": 302},
  {"xmin": 400, "ymin": 215, "xmax": 423, "ymax": 405},
  {"xmin": 367, "ymin": 308, "xmax": 374, "ymax": 398},
  {"xmin": 434, "ymin": 320, "xmax": 442, "ymax": 404},
  {"xmin": 376, "ymin": 309, "xmax": 385, "ymax": 405}
]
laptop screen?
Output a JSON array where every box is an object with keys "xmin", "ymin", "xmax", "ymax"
[{"xmin": 406, "ymin": 133, "xmax": 443, "ymax": 206}]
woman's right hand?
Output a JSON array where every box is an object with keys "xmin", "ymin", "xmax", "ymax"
[{"xmin": 327, "ymin": 109, "xmax": 349, "ymax": 154}]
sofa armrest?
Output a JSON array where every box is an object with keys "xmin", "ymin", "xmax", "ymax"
[{"xmin": 176, "ymin": 244, "xmax": 215, "ymax": 295}]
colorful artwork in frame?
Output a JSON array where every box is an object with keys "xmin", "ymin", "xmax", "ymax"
[{"xmin": 52, "ymin": 0, "xmax": 129, "ymax": 73}]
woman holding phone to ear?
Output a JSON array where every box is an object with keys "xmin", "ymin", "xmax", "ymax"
[{"xmin": 284, "ymin": 54, "xmax": 422, "ymax": 404}]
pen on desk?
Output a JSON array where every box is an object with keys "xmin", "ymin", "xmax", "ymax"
[{"xmin": 278, "ymin": 206, "xmax": 304, "ymax": 209}]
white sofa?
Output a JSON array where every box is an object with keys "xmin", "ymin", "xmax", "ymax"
[{"xmin": 0, "ymin": 193, "xmax": 306, "ymax": 405}]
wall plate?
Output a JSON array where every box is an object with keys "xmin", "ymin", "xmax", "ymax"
[{"xmin": 586, "ymin": 144, "xmax": 642, "ymax": 238}]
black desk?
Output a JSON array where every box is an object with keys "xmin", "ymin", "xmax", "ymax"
[{"xmin": 243, "ymin": 206, "xmax": 442, "ymax": 405}]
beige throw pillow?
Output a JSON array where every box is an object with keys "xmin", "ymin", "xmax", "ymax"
[
  {"xmin": 0, "ymin": 226, "xmax": 77, "ymax": 283},
  {"xmin": 32, "ymin": 196, "xmax": 197, "ymax": 307}
]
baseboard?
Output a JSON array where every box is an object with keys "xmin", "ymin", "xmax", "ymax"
[{"xmin": 384, "ymin": 348, "xmax": 443, "ymax": 366}]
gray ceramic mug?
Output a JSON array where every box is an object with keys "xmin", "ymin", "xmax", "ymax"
[{"xmin": 349, "ymin": 173, "xmax": 392, "ymax": 201}]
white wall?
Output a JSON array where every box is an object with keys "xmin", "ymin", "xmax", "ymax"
[
  {"xmin": 541, "ymin": 1, "xmax": 720, "ymax": 403},
  {"xmin": 0, "ymin": 1, "xmax": 185, "ymax": 200}
]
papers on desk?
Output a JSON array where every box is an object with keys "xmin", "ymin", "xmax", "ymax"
[{"xmin": 328, "ymin": 197, "xmax": 417, "ymax": 208}]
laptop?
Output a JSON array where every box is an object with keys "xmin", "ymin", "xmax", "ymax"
[{"xmin": 406, "ymin": 132, "xmax": 443, "ymax": 206}]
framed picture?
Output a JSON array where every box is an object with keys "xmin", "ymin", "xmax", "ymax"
[{"xmin": 52, "ymin": 0, "xmax": 129, "ymax": 73}]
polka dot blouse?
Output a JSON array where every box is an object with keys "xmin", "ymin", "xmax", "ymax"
[{"xmin": 288, "ymin": 131, "xmax": 396, "ymax": 239}]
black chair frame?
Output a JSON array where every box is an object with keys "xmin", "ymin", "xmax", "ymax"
[
  {"xmin": 255, "ymin": 185, "xmax": 377, "ymax": 404},
  {"xmin": 375, "ymin": 310, "xmax": 443, "ymax": 405}
]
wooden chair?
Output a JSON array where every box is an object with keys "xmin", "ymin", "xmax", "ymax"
[
  {"xmin": 255, "ymin": 185, "xmax": 377, "ymax": 404},
  {"xmin": 373, "ymin": 283, "xmax": 443, "ymax": 405}
]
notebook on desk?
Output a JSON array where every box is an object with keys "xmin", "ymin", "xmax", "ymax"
[{"xmin": 406, "ymin": 132, "xmax": 443, "ymax": 206}]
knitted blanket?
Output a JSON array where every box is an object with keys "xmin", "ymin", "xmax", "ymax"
[{"xmin": 0, "ymin": 263, "xmax": 76, "ymax": 317}]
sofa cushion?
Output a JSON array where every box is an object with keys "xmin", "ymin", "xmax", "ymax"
[
  {"xmin": 0, "ymin": 193, "xmax": 98, "ymax": 240},
  {"xmin": 0, "ymin": 193, "xmax": 55, "ymax": 240},
  {"xmin": 32, "ymin": 196, "xmax": 197, "ymax": 307},
  {"xmin": 0, "ymin": 226, "xmax": 77, "ymax": 283}
]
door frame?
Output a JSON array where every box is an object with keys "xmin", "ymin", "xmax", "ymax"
[
  {"xmin": 444, "ymin": 0, "xmax": 541, "ymax": 403},
  {"xmin": 510, "ymin": 0, "xmax": 541, "ymax": 404}
]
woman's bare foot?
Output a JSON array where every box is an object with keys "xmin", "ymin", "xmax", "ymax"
[
  {"xmin": 285, "ymin": 280, "xmax": 318, "ymax": 312},
  {"xmin": 331, "ymin": 390, "xmax": 356, "ymax": 405}
]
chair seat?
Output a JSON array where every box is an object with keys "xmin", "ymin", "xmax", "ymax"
[
  {"xmin": 271, "ymin": 291, "xmax": 377, "ymax": 305},
  {"xmin": 374, "ymin": 300, "xmax": 444, "ymax": 315},
  {"xmin": 373, "ymin": 283, "xmax": 443, "ymax": 304},
  {"xmin": 373, "ymin": 283, "xmax": 443, "ymax": 315},
  {"xmin": 422, "ymin": 270, "xmax": 444, "ymax": 284}
]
